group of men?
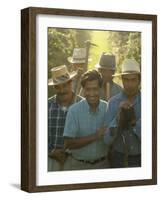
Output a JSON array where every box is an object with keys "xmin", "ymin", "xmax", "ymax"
[{"xmin": 48, "ymin": 48, "xmax": 141, "ymax": 171}]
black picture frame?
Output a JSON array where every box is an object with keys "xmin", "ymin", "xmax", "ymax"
[{"xmin": 21, "ymin": 7, "xmax": 157, "ymax": 192}]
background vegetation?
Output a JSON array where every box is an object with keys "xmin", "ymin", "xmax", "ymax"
[{"xmin": 48, "ymin": 28, "xmax": 141, "ymax": 97}]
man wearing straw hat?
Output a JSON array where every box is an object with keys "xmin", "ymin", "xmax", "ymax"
[
  {"xmin": 104, "ymin": 59, "xmax": 141, "ymax": 168},
  {"xmin": 96, "ymin": 53, "xmax": 122, "ymax": 101},
  {"xmin": 68, "ymin": 48, "xmax": 90, "ymax": 97},
  {"xmin": 63, "ymin": 70, "xmax": 109, "ymax": 170},
  {"xmin": 48, "ymin": 65, "xmax": 82, "ymax": 171},
  {"xmin": 68, "ymin": 48, "xmax": 87, "ymax": 73}
]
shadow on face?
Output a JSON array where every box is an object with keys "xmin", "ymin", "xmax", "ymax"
[
  {"xmin": 54, "ymin": 80, "xmax": 73, "ymax": 98},
  {"xmin": 83, "ymin": 80, "xmax": 100, "ymax": 106},
  {"xmin": 98, "ymin": 68, "xmax": 115, "ymax": 83},
  {"xmin": 122, "ymin": 74, "xmax": 141, "ymax": 97},
  {"xmin": 73, "ymin": 63, "xmax": 86, "ymax": 71}
]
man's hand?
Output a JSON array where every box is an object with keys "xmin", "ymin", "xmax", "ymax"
[
  {"xmin": 118, "ymin": 100, "xmax": 136, "ymax": 129},
  {"xmin": 49, "ymin": 148, "xmax": 68, "ymax": 165},
  {"xmin": 95, "ymin": 126, "xmax": 107, "ymax": 139},
  {"xmin": 119, "ymin": 100, "xmax": 132, "ymax": 109}
]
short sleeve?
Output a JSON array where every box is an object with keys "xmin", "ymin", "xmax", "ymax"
[
  {"xmin": 105, "ymin": 100, "xmax": 118, "ymax": 128},
  {"xmin": 63, "ymin": 107, "xmax": 78, "ymax": 138},
  {"xmin": 104, "ymin": 127, "xmax": 117, "ymax": 146}
]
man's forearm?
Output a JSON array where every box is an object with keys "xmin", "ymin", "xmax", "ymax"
[{"xmin": 64, "ymin": 134, "xmax": 98, "ymax": 150}]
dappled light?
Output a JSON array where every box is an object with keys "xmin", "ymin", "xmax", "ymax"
[{"xmin": 48, "ymin": 28, "xmax": 141, "ymax": 97}]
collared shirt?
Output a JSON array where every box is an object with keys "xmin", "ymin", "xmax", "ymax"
[
  {"xmin": 100, "ymin": 81, "xmax": 122, "ymax": 101},
  {"xmin": 104, "ymin": 91, "xmax": 141, "ymax": 145},
  {"xmin": 63, "ymin": 99, "xmax": 109, "ymax": 161},
  {"xmin": 48, "ymin": 95, "xmax": 82, "ymax": 153}
]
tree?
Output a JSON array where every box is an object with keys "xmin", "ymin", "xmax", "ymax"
[
  {"xmin": 48, "ymin": 28, "xmax": 91, "ymax": 97},
  {"xmin": 106, "ymin": 31, "xmax": 141, "ymax": 84},
  {"xmin": 107, "ymin": 31, "xmax": 141, "ymax": 72}
]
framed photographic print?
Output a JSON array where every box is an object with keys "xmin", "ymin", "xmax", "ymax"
[{"xmin": 21, "ymin": 7, "xmax": 157, "ymax": 192}]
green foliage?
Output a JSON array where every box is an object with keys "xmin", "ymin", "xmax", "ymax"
[
  {"xmin": 48, "ymin": 28, "xmax": 73, "ymax": 70},
  {"xmin": 48, "ymin": 28, "xmax": 91, "ymax": 97},
  {"xmin": 89, "ymin": 31, "xmax": 110, "ymax": 69},
  {"xmin": 107, "ymin": 31, "xmax": 141, "ymax": 72},
  {"xmin": 48, "ymin": 28, "xmax": 141, "ymax": 97},
  {"xmin": 74, "ymin": 29, "xmax": 91, "ymax": 47},
  {"xmin": 106, "ymin": 31, "xmax": 141, "ymax": 85},
  {"xmin": 126, "ymin": 32, "xmax": 141, "ymax": 64}
]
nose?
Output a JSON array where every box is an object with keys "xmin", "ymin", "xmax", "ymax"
[
  {"xmin": 60, "ymin": 87, "xmax": 65, "ymax": 93},
  {"xmin": 128, "ymin": 80, "xmax": 134, "ymax": 88},
  {"xmin": 88, "ymin": 89, "xmax": 97, "ymax": 97}
]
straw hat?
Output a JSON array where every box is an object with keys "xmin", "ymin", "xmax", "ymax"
[
  {"xmin": 68, "ymin": 48, "xmax": 87, "ymax": 64},
  {"xmin": 112, "ymin": 59, "xmax": 140, "ymax": 77},
  {"xmin": 95, "ymin": 53, "xmax": 116, "ymax": 70},
  {"xmin": 48, "ymin": 65, "xmax": 77, "ymax": 86}
]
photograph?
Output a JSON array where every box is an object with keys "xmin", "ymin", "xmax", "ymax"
[
  {"xmin": 21, "ymin": 7, "xmax": 157, "ymax": 192},
  {"xmin": 47, "ymin": 28, "xmax": 141, "ymax": 172}
]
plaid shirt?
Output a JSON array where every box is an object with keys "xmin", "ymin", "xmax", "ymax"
[{"xmin": 48, "ymin": 95, "xmax": 82, "ymax": 153}]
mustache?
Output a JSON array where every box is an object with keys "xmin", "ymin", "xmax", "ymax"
[{"xmin": 57, "ymin": 92, "xmax": 67, "ymax": 96}]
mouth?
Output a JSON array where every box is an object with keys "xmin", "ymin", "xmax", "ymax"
[
  {"xmin": 125, "ymin": 90, "xmax": 137, "ymax": 97},
  {"xmin": 88, "ymin": 97, "xmax": 97, "ymax": 101},
  {"xmin": 58, "ymin": 93, "xmax": 67, "ymax": 96},
  {"xmin": 125, "ymin": 88, "xmax": 133, "ymax": 93}
]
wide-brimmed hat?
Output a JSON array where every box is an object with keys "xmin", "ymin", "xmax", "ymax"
[
  {"xmin": 48, "ymin": 65, "xmax": 77, "ymax": 86},
  {"xmin": 95, "ymin": 53, "xmax": 116, "ymax": 70},
  {"xmin": 68, "ymin": 48, "xmax": 87, "ymax": 64},
  {"xmin": 112, "ymin": 59, "xmax": 140, "ymax": 77}
]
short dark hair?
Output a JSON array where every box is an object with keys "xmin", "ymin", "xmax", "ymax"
[{"xmin": 81, "ymin": 69, "xmax": 103, "ymax": 88}]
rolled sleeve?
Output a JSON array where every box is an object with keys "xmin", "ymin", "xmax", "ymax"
[
  {"xmin": 104, "ymin": 127, "xmax": 117, "ymax": 146},
  {"xmin": 104, "ymin": 99, "xmax": 118, "ymax": 145},
  {"xmin": 106, "ymin": 99, "xmax": 118, "ymax": 128}
]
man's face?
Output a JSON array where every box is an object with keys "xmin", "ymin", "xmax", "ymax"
[
  {"xmin": 54, "ymin": 80, "xmax": 72, "ymax": 100},
  {"xmin": 98, "ymin": 68, "xmax": 114, "ymax": 83},
  {"xmin": 83, "ymin": 80, "xmax": 100, "ymax": 107},
  {"xmin": 73, "ymin": 63, "xmax": 85, "ymax": 71},
  {"xmin": 122, "ymin": 74, "xmax": 140, "ymax": 97}
]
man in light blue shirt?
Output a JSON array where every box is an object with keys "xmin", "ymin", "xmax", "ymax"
[
  {"xmin": 63, "ymin": 70, "xmax": 109, "ymax": 170},
  {"xmin": 104, "ymin": 59, "xmax": 141, "ymax": 168},
  {"xmin": 105, "ymin": 92, "xmax": 141, "ymax": 139}
]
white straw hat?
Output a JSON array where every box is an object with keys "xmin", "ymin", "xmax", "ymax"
[
  {"xmin": 67, "ymin": 48, "xmax": 92, "ymax": 64},
  {"xmin": 112, "ymin": 59, "xmax": 140, "ymax": 77}
]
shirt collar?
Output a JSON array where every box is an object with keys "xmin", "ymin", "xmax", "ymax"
[
  {"xmin": 121, "ymin": 90, "xmax": 141, "ymax": 106},
  {"xmin": 55, "ymin": 92, "xmax": 76, "ymax": 108},
  {"xmin": 84, "ymin": 99, "xmax": 101, "ymax": 114},
  {"xmin": 50, "ymin": 96, "xmax": 68, "ymax": 112}
]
